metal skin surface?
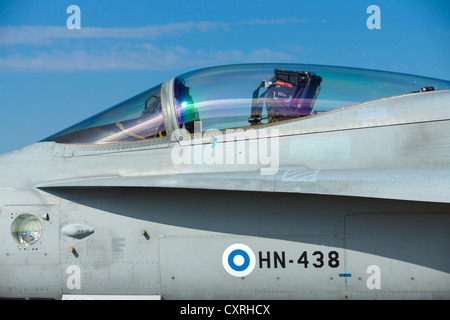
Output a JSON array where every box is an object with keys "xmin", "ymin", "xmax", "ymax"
[{"xmin": 0, "ymin": 65, "xmax": 449, "ymax": 300}]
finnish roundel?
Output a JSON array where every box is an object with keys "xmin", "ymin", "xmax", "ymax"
[{"xmin": 222, "ymin": 243, "xmax": 256, "ymax": 277}]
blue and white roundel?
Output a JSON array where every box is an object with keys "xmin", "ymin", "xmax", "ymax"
[{"xmin": 222, "ymin": 244, "xmax": 256, "ymax": 277}]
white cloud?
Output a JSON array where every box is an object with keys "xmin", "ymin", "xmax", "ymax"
[
  {"xmin": 237, "ymin": 17, "xmax": 309, "ymax": 25},
  {"xmin": 0, "ymin": 44, "xmax": 296, "ymax": 72},
  {"xmin": 0, "ymin": 18, "xmax": 306, "ymax": 71},
  {"xmin": 0, "ymin": 23, "xmax": 200, "ymax": 46},
  {"xmin": 0, "ymin": 18, "xmax": 310, "ymax": 46}
]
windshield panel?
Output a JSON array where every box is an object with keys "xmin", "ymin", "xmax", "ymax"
[
  {"xmin": 174, "ymin": 64, "xmax": 450, "ymax": 132},
  {"xmin": 43, "ymin": 83, "xmax": 166, "ymax": 144}
]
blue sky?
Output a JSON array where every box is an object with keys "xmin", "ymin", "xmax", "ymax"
[{"xmin": 0, "ymin": 0, "xmax": 449, "ymax": 154}]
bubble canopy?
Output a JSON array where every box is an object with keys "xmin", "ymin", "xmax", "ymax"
[{"xmin": 42, "ymin": 64, "xmax": 450, "ymax": 145}]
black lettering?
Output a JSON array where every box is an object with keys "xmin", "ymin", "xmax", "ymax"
[
  {"xmin": 312, "ymin": 251, "xmax": 324, "ymax": 268},
  {"xmin": 259, "ymin": 251, "xmax": 271, "ymax": 268},
  {"xmin": 297, "ymin": 251, "xmax": 309, "ymax": 268},
  {"xmin": 328, "ymin": 251, "xmax": 339, "ymax": 268},
  {"xmin": 274, "ymin": 251, "xmax": 286, "ymax": 268}
]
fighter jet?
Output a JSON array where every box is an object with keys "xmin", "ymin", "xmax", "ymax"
[{"xmin": 1, "ymin": 63, "xmax": 449, "ymax": 300}]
